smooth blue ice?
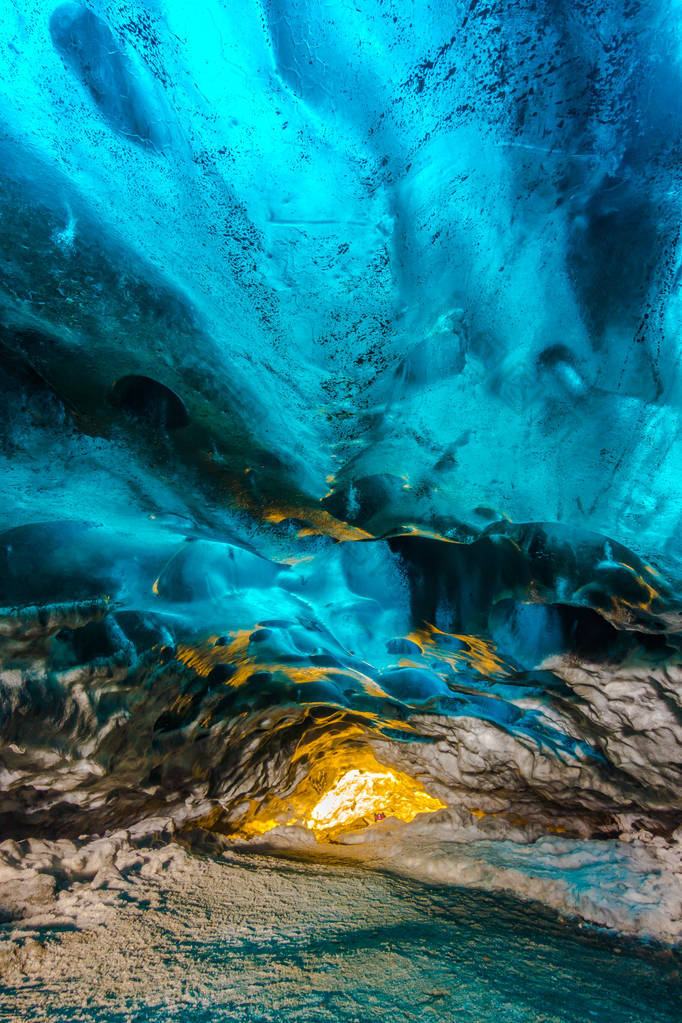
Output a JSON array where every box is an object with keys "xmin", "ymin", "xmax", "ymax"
[{"xmin": 2, "ymin": 1, "xmax": 682, "ymax": 567}]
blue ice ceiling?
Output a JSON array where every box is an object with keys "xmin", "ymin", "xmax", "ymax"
[
  {"xmin": 1, "ymin": 0, "xmax": 682, "ymax": 563},
  {"xmin": 2, "ymin": 2, "xmax": 682, "ymax": 847}
]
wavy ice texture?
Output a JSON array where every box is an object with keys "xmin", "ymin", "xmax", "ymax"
[
  {"xmin": 2, "ymin": 0, "xmax": 682, "ymax": 553},
  {"xmin": 1, "ymin": 0, "xmax": 682, "ymax": 946}
]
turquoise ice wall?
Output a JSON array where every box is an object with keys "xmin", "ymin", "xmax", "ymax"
[
  {"xmin": 1, "ymin": 1, "xmax": 682, "ymax": 570},
  {"xmin": 2, "ymin": 3, "xmax": 682, "ymax": 859}
]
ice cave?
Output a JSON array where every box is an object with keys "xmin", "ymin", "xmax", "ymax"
[{"xmin": 0, "ymin": 1, "xmax": 681, "ymax": 1020}]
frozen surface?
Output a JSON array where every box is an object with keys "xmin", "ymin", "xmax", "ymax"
[{"xmin": 1, "ymin": 843, "xmax": 681, "ymax": 1023}]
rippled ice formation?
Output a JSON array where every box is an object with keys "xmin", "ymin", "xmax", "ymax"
[
  {"xmin": 2, "ymin": 0, "xmax": 682, "ymax": 977},
  {"xmin": 1, "ymin": 849, "xmax": 681, "ymax": 1023},
  {"xmin": 4, "ymin": 0, "xmax": 682, "ymax": 553}
]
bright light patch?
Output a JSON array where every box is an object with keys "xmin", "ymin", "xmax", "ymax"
[
  {"xmin": 308, "ymin": 769, "xmax": 395, "ymax": 830},
  {"xmin": 306, "ymin": 766, "xmax": 444, "ymax": 836},
  {"xmin": 227, "ymin": 736, "xmax": 446, "ymax": 842}
]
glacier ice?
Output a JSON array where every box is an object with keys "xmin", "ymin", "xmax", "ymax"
[{"xmin": 1, "ymin": 0, "xmax": 682, "ymax": 947}]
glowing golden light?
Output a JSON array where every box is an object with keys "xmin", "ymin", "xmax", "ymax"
[
  {"xmin": 306, "ymin": 767, "xmax": 443, "ymax": 835},
  {"xmin": 262, "ymin": 503, "xmax": 373, "ymax": 542},
  {"xmin": 230, "ymin": 739, "xmax": 445, "ymax": 843},
  {"xmin": 407, "ymin": 622, "xmax": 511, "ymax": 677},
  {"xmin": 175, "ymin": 630, "xmax": 253, "ymax": 686}
]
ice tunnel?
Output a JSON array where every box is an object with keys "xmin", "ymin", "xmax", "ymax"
[{"xmin": 0, "ymin": 1, "xmax": 681, "ymax": 1019}]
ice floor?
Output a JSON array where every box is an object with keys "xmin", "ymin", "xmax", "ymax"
[{"xmin": 1, "ymin": 849, "xmax": 679, "ymax": 1023}]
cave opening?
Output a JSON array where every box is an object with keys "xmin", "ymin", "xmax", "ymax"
[{"xmin": 109, "ymin": 374, "xmax": 190, "ymax": 431}]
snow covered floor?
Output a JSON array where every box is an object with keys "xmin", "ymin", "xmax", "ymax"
[
  {"xmin": 1, "ymin": 843, "xmax": 680, "ymax": 1023},
  {"xmin": 362, "ymin": 830, "xmax": 682, "ymax": 945}
]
